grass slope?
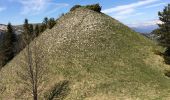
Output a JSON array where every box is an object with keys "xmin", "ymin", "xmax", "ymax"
[{"xmin": 1, "ymin": 8, "xmax": 170, "ymax": 99}]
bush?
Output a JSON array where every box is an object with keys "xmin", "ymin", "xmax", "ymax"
[
  {"xmin": 48, "ymin": 18, "xmax": 56, "ymax": 29},
  {"xmin": 44, "ymin": 80, "xmax": 70, "ymax": 100},
  {"xmin": 70, "ymin": 4, "xmax": 102, "ymax": 13},
  {"xmin": 165, "ymin": 70, "xmax": 170, "ymax": 77},
  {"xmin": 70, "ymin": 5, "xmax": 81, "ymax": 11},
  {"xmin": 86, "ymin": 4, "xmax": 102, "ymax": 12}
]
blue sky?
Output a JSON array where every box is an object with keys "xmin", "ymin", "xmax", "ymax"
[{"xmin": 0, "ymin": 0, "xmax": 169, "ymax": 27}]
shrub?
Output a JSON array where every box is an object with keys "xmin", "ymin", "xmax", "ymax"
[
  {"xmin": 70, "ymin": 4, "xmax": 102, "ymax": 13},
  {"xmin": 48, "ymin": 18, "xmax": 56, "ymax": 29},
  {"xmin": 44, "ymin": 80, "xmax": 70, "ymax": 100},
  {"xmin": 70, "ymin": 5, "xmax": 81, "ymax": 11},
  {"xmin": 165, "ymin": 70, "xmax": 170, "ymax": 77},
  {"xmin": 163, "ymin": 55, "xmax": 170, "ymax": 64},
  {"xmin": 86, "ymin": 4, "xmax": 102, "ymax": 12}
]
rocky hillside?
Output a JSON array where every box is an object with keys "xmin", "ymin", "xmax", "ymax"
[{"xmin": 0, "ymin": 8, "xmax": 170, "ymax": 99}]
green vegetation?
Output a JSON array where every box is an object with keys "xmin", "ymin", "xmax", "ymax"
[
  {"xmin": 152, "ymin": 4, "xmax": 170, "ymax": 65},
  {"xmin": 47, "ymin": 18, "xmax": 56, "ymax": 29},
  {"xmin": 0, "ymin": 17, "xmax": 57, "ymax": 68},
  {"xmin": 23, "ymin": 19, "xmax": 33, "ymax": 42},
  {"xmin": 0, "ymin": 6, "xmax": 170, "ymax": 99},
  {"xmin": 70, "ymin": 4, "xmax": 102, "ymax": 12},
  {"xmin": 39, "ymin": 17, "xmax": 56, "ymax": 33},
  {"xmin": 0, "ymin": 23, "xmax": 16, "ymax": 67},
  {"xmin": 34, "ymin": 25, "xmax": 40, "ymax": 37},
  {"xmin": 70, "ymin": 5, "xmax": 81, "ymax": 11},
  {"xmin": 153, "ymin": 4, "xmax": 170, "ymax": 55},
  {"xmin": 85, "ymin": 3, "xmax": 102, "ymax": 12}
]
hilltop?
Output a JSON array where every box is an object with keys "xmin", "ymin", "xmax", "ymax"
[{"xmin": 0, "ymin": 8, "xmax": 170, "ymax": 99}]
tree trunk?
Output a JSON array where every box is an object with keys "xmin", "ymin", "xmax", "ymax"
[{"xmin": 33, "ymin": 90, "xmax": 38, "ymax": 100}]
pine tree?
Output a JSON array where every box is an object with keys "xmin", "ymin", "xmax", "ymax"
[
  {"xmin": 29, "ymin": 24, "xmax": 34, "ymax": 39},
  {"xmin": 39, "ymin": 24, "xmax": 46, "ymax": 33},
  {"xmin": 23, "ymin": 19, "xmax": 29, "ymax": 39},
  {"xmin": 48, "ymin": 18, "xmax": 56, "ymax": 29},
  {"xmin": 154, "ymin": 4, "xmax": 170, "ymax": 55},
  {"xmin": 34, "ymin": 25, "xmax": 40, "ymax": 37},
  {"xmin": 1, "ymin": 23, "xmax": 15, "ymax": 66},
  {"xmin": 23, "ymin": 19, "xmax": 32, "ymax": 44},
  {"xmin": 43, "ymin": 17, "xmax": 48, "ymax": 28}
]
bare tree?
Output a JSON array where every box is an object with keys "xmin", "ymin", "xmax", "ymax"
[{"xmin": 17, "ymin": 19, "xmax": 47, "ymax": 99}]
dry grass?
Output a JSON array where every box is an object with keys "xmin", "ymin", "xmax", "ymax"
[{"xmin": 1, "ymin": 8, "xmax": 170, "ymax": 99}]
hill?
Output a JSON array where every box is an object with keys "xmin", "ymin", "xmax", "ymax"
[{"xmin": 0, "ymin": 8, "xmax": 170, "ymax": 99}]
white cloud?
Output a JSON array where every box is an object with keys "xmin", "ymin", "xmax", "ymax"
[
  {"xmin": 116, "ymin": 9, "xmax": 135, "ymax": 15},
  {"xmin": 112, "ymin": 13, "xmax": 144, "ymax": 20},
  {"xmin": 102, "ymin": 0, "xmax": 159, "ymax": 14},
  {"xmin": 0, "ymin": 7, "xmax": 6, "ymax": 12},
  {"xmin": 19, "ymin": 0, "xmax": 47, "ymax": 15},
  {"xmin": 12, "ymin": 0, "xmax": 68, "ymax": 15},
  {"xmin": 144, "ymin": 2, "xmax": 167, "ymax": 8},
  {"xmin": 45, "ymin": 3, "xmax": 69, "ymax": 15},
  {"xmin": 128, "ymin": 19, "xmax": 162, "ymax": 27},
  {"xmin": 101, "ymin": 0, "xmax": 162, "ymax": 23}
]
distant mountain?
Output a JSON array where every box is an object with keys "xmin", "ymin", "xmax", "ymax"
[
  {"xmin": 131, "ymin": 25, "xmax": 158, "ymax": 33},
  {"xmin": 0, "ymin": 24, "xmax": 24, "ymax": 35},
  {"xmin": 0, "ymin": 24, "xmax": 7, "ymax": 35},
  {"xmin": 0, "ymin": 24, "xmax": 7, "ymax": 31}
]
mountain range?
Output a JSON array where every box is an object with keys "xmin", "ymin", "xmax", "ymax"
[{"xmin": 131, "ymin": 24, "xmax": 158, "ymax": 34}]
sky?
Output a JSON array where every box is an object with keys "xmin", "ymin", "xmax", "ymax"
[{"xmin": 0, "ymin": 0, "xmax": 169, "ymax": 27}]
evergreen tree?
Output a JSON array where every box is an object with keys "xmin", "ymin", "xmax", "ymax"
[
  {"xmin": 34, "ymin": 25, "xmax": 40, "ymax": 37},
  {"xmin": 43, "ymin": 17, "xmax": 48, "ymax": 28},
  {"xmin": 23, "ymin": 19, "xmax": 31, "ymax": 44},
  {"xmin": 39, "ymin": 24, "xmax": 46, "ymax": 33},
  {"xmin": 154, "ymin": 4, "xmax": 170, "ymax": 55},
  {"xmin": 29, "ymin": 24, "xmax": 34, "ymax": 39},
  {"xmin": 1, "ymin": 23, "xmax": 15, "ymax": 66},
  {"xmin": 48, "ymin": 18, "xmax": 56, "ymax": 29}
]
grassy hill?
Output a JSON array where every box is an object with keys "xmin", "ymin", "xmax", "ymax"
[{"xmin": 0, "ymin": 8, "xmax": 170, "ymax": 99}]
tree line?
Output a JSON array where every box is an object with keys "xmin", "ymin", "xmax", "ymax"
[{"xmin": 0, "ymin": 17, "xmax": 56, "ymax": 68}]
